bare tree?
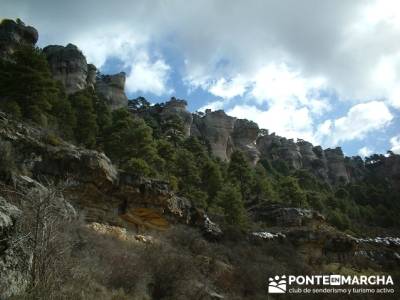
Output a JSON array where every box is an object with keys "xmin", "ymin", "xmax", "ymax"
[{"xmin": 1, "ymin": 178, "xmax": 77, "ymax": 298}]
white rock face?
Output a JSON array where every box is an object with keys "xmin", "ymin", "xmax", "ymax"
[{"xmin": 192, "ymin": 110, "xmax": 236, "ymax": 161}]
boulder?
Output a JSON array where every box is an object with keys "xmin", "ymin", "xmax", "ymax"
[
  {"xmin": 0, "ymin": 19, "xmax": 38, "ymax": 57},
  {"xmin": 95, "ymin": 72, "xmax": 128, "ymax": 110},
  {"xmin": 43, "ymin": 44, "xmax": 88, "ymax": 94}
]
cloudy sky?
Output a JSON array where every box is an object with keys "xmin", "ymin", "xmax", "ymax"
[{"xmin": 2, "ymin": 0, "xmax": 400, "ymax": 156}]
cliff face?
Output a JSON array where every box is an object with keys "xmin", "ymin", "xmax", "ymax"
[
  {"xmin": 151, "ymin": 101, "xmax": 370, "ymax": 184},
  {"xmin": 190, "ymin": 109, "xmax": 260, "ymax": 163},
  {"xmin": 0, "ymin": 19, "xmax": 38, "ymax": 57},
  {"xmin": 0, "ymin": 112, "xmax": 191, "ymax": 230},
  {"xmin": 42, "ymin": 41, "xmax": 128, "ymax": 109},
  {"xmin": 192, "ymin": 110, "xmax": 236, "ymax": 161},
  {"xmin": 43, "ymin": 44, "xmax": 89, "ymax": 95},
  {"xmin": 160, "ymin": 98, "xmax": 193, "ymax": 137},
  {"xmin": 95, "ymin": 72, "xmax": 128, "ymax": 110},
  {"xmin": 257, "ymin": 131, "xmax": 351, "ymax": 184}
]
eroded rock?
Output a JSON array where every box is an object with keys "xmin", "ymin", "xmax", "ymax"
[
  {"xmin": 160, "ymin": 98, "xmax": 193, "ymax": 137},
  {"xmin": 324, "ymin": 147, "xmax": 350, "ymax": 184},
  {"xmin": 0, "ymin": 19, "xmax": 38, "ymax": 57},
  {"xmin": 192, "ymin": 110, "xmax": 236, "ymax": 161},
  {"xmin": 43, "ymin": 44, "xmax": 88, "ymax": 94},
  {"xmin": 95, "ymin": 72, "xmax": 128, "ymax": 110}
]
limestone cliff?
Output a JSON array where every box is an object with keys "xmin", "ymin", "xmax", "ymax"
[
  {"xmin": 0, "ymin": 19, "xmax": 38, "ymax": 57},
  {"xmin": 191, "ymin": 110, "xmax": 236, "ymax": 161},
  {"xmin": 0, "ymin": 112, "xmax": 218, "ymax": 235},
  {"xmin": 160, "ymin": 98, "xmax": 193, "ymax": 137},
  {"xmin": 43, "ymin": 44, "xmax": 89, "ymax": 95},
  {"xmin": 95, "ymin": 72, "xmax": 128, "ymax": 110}
]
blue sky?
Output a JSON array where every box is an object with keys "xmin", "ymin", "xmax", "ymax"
[{"xmin": 2, "ymin": 0, "xmax": 400, "ymax": 156}]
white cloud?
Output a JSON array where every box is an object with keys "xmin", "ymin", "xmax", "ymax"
[
  {"xmin": 317, "ymin": 101, "xmax": 393, "ymax": 145},
  {"xmin": 358, "ymin": 146, "xmax": 374, "ymax": 157},
  {"xmin": 227, "ymin": 104, "xmax": 316, "ymax": 143},
  {"xmin": 390, "ymin": 136, "xmax": 400, "ymax": 154},
  {"xmin": 72, "ymin": 28, "xmax": 172, "ymax": 96},
  {"xmin": 12, "ymin": 0, "xmax": 400, "ymax": 108},
  {"xmin": 250, "ymin": 64, "xmax": 326, "ymax": 106},
  {"xmin": 208, "ymin": 75, "xmax": 248, "ymax": 99},
  {"xmin": 125, "ymin": 52, "xmax": 172, "ymax": 96},
  {"xmin": 198, "ymin": 100, "xmax": 225, "ymax": 112}
]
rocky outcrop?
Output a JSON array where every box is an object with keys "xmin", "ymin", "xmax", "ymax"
[
  {"xmin": 192, "ymin": 110, "xmax": 236, "ymax": 161},
  {"xmin": 191, "ymin": 109, "xmax": 262, "ymax": 162},
  {"xmin": 0, "ymin": 111, "xmax": 197, "ymax": 232},
  {"xmin": 324, "ymin": 147, "xmax": 350, "ymax": 184},
  {"xmin": 232, "ymin": 119, "xmax": 260, "ymax": 164},
  {"xmin": 43, "ymin": 44, "xmax": 89, "ymax": 94},
  {"xmin": 253, "ymin": 204, "xmax": 325, "ymax": 227},
  {"xmin": 253, "ymin": 204, "xmax": 400, "ymax": 267},
  {"xmin": 160, "ymin": 98, "xmax": 193, "ymax": 137},
  {"xmin": 0, "ymin": 19, "xmax": 38, "ymax": 57},
  {"xmin": 257, "ymin": 133, "xmax": 302, "ymax": 169},
  {"xmin": 297, "ymin": 139, "xmax": 317, "ymax": 168},
  {"xmin": 256, "ymin": 131, "xmax": 355, "ymax": 184},
  {"xmin": 0, "ymin": 197, "xmax": 31, "ymax": 298},
  {"xmin": 86, "ymin": 64, "xmax": 97, "ymax": 88},
  {"xmin": 95, "ymin": 73, "xmax": 128, "ymax": 110}
]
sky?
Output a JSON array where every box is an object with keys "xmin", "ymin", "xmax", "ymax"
[{"xmin": 1, "ymin": 0, "xmax": 400, "ymax": 156}]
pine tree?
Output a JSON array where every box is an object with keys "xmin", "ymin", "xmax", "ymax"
[
  {"xmin": 69, "ymin": 89, "xmax": 98, "ymax": 148},
  {"xmin": 0, "ymin": 45, "xmax": 59, "ymax": 125},
  {"xmin": 278, "ymin": 176, "xmax": 307, "ymax": 207},
  {"xmin": 201, "ymin": 160, "xmax": 223, "ymax": 206},
  {"xmin": 216, "ymin": 184, "xmax": 247, "ymax": 226},
  {"xmin": 228, "ymin": 151, "xmax": 254, "ymax": 201},
  {"xmin": 104, "ymin": 108, "xmax": 158, "ymax": 167}
]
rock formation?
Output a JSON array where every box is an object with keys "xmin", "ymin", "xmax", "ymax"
[
  {"xmin": 192, "ymin": 110, "xmax": 236, "ymax": 161},
  {"xmin": 0, "ymin": 111, "xmax": 211, "ymax": 232},
  {"xmin": 43, "ymin": 43, "xmax": 128, "ymax": 109},
  {"xmin": 324, "ymin": 147, "xmax": 350, "ymax": 184},
  {"xmin": 232, "ymin": 119, "xmax": 260, "ymax": 164},
  {"xmin": 160, "ymin": 98, "xmax": 193, "ymax": 137},
  {"xmin": 86, "ymin": 63, "xmax": 97, "ymax": 88},
  {"xmin": 0, "ymin": 19, "xmax": 38, "ymax": 57},
  {"xmin": 95, "ymin": 72, "xmax": 128, "ymax": 110},
  {"xmin": 43, "ymin": 44, "xmax": 89, "ymax": 94},
  {"xmin": 257, "ymin": 133, "xmax": 302, "ymax": 169}
]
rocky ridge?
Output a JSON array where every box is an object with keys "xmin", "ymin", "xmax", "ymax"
[{"xmin": 1, "ymin": 18, "xmax": 396, "ymax": 187}]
